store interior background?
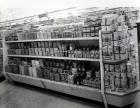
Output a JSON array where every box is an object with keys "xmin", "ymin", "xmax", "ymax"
[{"xmin": 0, "ymin": 0, "xmax": 140, "ymax": 22}]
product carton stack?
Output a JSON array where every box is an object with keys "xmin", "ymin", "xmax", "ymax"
[
  {"xmin": 102, "ymin": 14, "xmax": 129, "ymax": 61},
  {"xmin": 101, "ymin": 14, "xmax": 137, "ymax": 92}
]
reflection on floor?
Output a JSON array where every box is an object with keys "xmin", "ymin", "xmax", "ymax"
[{"xmin": 0, "ymin": 80, "xmax": 139, "ymax": 108}]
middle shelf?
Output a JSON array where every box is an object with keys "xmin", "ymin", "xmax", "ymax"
[
  {"xmin": 8, "ymin": 55, "xmax": 100, "ymax": 62},
  {"xmin": 5, "ymin": 37, "xmax": 99, "ymax": 43}
]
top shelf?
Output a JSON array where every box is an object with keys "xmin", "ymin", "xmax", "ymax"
[{"xmin": 5, "ymin": 37, "xmax": 99, "ymax": 43}]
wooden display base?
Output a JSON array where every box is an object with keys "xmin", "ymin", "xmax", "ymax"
[{"xmin": 5, "ymin": 72, "xmax": 139, "ymax": 107}]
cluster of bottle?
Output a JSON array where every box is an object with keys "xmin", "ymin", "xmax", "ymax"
[
  {"xmin": 7, "ymin": 42, "xmax": 100, "ymax": 59},
  {"xmin": 5, "ymin": 58, "xmax": 101, "ymax": 89},
  {"xmin": 5, "ymin": 19, "xmax": 101, "ymax": 42},
  {"xmin": 104, "ymin": 62, "xmax": 137, "ymax": 92},
  {"xmin": 101, "ymin": 14, "xmax": 130, "ymax": 60}
]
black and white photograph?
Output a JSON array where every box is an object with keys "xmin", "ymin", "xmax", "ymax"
[{"xmin": 0, "ymin": 0, "xmax": 140, "ymax": 108}]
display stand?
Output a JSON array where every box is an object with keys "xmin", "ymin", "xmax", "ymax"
[{"xmin": 1, "ymin": 8, "xmax": 140, "ymax": 108}]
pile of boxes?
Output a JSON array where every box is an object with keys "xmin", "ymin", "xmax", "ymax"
[
  {"xmin": 102, "ymin": 14, "xmax": 138, "ymax": 92},
  {"xmin": 101, "ymin": 14, "xmax": 129, "ymax": 61},
  {"xmin": 104, "ymin": 62, "xmax": 137, "ymax": 92}
]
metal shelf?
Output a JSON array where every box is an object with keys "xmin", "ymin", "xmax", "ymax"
[
  {"xmin": 5, "ymin": 37, "xmax": 99, "ymax": 43},
  {"xmin": 8, "ymin": 55, "xmax": 100, "ymax": 62}
]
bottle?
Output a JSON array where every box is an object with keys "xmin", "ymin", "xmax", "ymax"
[
  {"xmin": 82, "ymin": 48, "xmax": 86, "ymax": 58},
  {"xmin": 115, "ymin": 65, "xmax": 121, "ymax": 89},
  {"xmin": 72, "ymin": 62, "xmax": 78, "ymax": 75},
  {"xmin": 74, "ymin": 45, "xmax": 78, "ymax": 58},
  {"xmin": 81, "ymin": 64, "xmax": 86, "ymax": 82},
  {"xmin": 77, "ymin": 64, "xmax": 82, "ymax": 85},
  {"xmin": 70, "ymin": 43, "xmax": 74, "ymax": 58},
  {"xmin": 121, "ymin": 63, "xmax": 127, "ymax": 90},
  {"xmin": 110, "ymin": 75, "xmax": 115, "ymax": 91},
  {"xmin": 96, "ymin": 46, "xmax": 100, "ymax": 59},
  {"xmin": 86, "ymin": 46, "xmax": 90, "ymax": 58}
]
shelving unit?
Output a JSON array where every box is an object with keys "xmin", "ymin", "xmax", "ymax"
[{"xmin": 1, "ymin": 7, "xmax": 140, "ymax": 108}]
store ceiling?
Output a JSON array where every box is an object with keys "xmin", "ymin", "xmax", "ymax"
[{"xmin": 0, "ymin": 0, "xmax": 140, "ymax": 22}]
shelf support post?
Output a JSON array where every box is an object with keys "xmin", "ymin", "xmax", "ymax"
[{"xmin": 99, "ymin": 30, "xmax": 108, "ymax": 108}]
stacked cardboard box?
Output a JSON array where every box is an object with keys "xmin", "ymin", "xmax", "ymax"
[
  {"xmin": 101, "ymin": 14, "xmax": 129, "ymax": 61},
  {"xmin": 101, "ymin": 14, "xmax": 137, "ymax": 92}
]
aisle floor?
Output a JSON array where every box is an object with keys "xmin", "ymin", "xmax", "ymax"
[{"xmin": 0, "ymin": 80, "xmax": 139, "ymax": 108}]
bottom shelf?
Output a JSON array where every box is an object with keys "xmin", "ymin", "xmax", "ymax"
[
  {"xmin": 5, "ymin": 72, "xmax": 139, "ymax": 107},
  {"xmin": 5, "ymin": 72, "xmax": 102, "ymax": 102}
]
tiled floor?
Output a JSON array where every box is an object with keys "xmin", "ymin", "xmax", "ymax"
[{"xmin": 0, "ymin": 80, "xmax": 139, "ymax": 108}]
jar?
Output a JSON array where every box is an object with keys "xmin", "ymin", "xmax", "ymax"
[{"xmin": 115, "ymin": 77, "xmax": 121, "ymax": 88}]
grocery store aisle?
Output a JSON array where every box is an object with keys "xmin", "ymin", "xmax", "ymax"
[{"xmin": 0, "ymin": 80, "xmax": 139, "ymax": 108}]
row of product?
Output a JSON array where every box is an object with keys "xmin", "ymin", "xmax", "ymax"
[
  {"xmin": 8, "ymin": 42, "xmax": 100, "ymax": 59},
  {"xmin": 101, "ymin": 14, "xmax": 128, "ymax": 33},
  {"xmin": 101, "ymin": 14, "xmax": 125, "ymax": 26},
  {"xmin": 102, "ymin": 31, "xmax": 128, "ymax": 46},
  {"xmin": 104, "ymin": 63, "xmax": 137, "ymax": 92},
  {"xmin": 6, "ymin": 58, "xmax": 101, "ymax": 89},
  {"xmin": 102, "ymin": 45, "xmax": 129, "ymax": 60},
  {"xmin": 101, "ymin": 14, "xmax": 130, "ymax": 61},
  {"xmin": 5, "ymin": 24, "xmax": 101, "ymax": 41}
]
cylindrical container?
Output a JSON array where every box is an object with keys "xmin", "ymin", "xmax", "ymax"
[
  {"xmin": 121, "ymin": 78, "xmax": 127, "ymax": 89},
  {"xmin": 110, "ymin": 76, "xmax": 115, "ymax": 91},
  {"xmin": 115, "ymin": 77, "xmax": 121, "ymax": 88},
  {"xmin": 72, "ymin": 68, "xmax": 77, "ymax": 75}
]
